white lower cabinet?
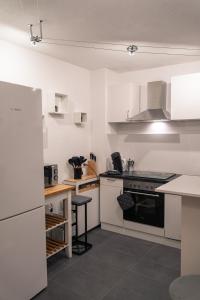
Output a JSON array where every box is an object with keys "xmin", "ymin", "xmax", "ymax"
[
  {"xmin": 100, "ymin": 178, "xmax": 123, "ymax": 227},
  {"xmin": 165, "ymin": 194, "xmax": 181, "ymax": 240},
  {"xmin": 77, "ymin": 186, "xmax": 100, "ymax": 236}
]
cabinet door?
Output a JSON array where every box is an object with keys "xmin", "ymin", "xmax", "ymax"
[
  {"xmin": 100, "ymin": 178, "xmax": 123, "ymax": 226},
  {"xmin": 0, "ymin": 207, "xmax": 47, "ymax": 300},
  {"xmin": 171, "ymin": 73, "xmax": 200, "ymax": 120},
  {"xmin": 165, "ymin": 194, "xmax": 181, "ymax": 240},
  {"xmin": 107, "ymin": 83, "xmax": 140, "ymax": 122},
  {"xmin": 77, "ymin": 187, "xmax": 100, "ymax": 236}
]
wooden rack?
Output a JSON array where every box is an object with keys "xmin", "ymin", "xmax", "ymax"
[
  {"xmin": 44, "ymin": 184, "xmax": 73, "ymax": 259},
  {"xmin": 45, "ymin": 214, "xmax": 68, "ymax": 232},
  {"xmin": 46, "ymin": 238, "xmax": 68, "ymax": 259}
]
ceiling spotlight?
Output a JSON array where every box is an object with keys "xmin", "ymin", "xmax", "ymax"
[
  {"xmin": 127, "ymin": 44, "xmax": 138, "ymax": 56},
  {"xmin": 29, "ymin": 20, "xmax": 43, "ymax": 45}
]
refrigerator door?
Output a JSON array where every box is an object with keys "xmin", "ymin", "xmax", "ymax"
[
  {"xmin": 0, "ymin": 82, "xmax": 44, "ymax": 220},
  {"xmin": 0, "ymin": 206, "xmax": 47, "ymax": 300}
]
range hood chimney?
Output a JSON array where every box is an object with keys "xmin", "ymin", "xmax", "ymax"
[{"xmin": 130, "ymin": 81, "xmax": 170, "ymax": 121}]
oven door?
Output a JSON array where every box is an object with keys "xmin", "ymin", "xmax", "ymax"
[{"xmin": 123, "ymin": 189, "xmax": 164, "ymax": 228}]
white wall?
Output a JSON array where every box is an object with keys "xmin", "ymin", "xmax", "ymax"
[
  {"xmin": 2, "ymin": 39, "xmax": 200, "ymax": 177},
  {"xmin": 91, "ymin": 62, "xmax": 200, "ymax": 176},
  {"xmin": 0, "ymin": 40, "xmax": 91, "ymax": 181}
]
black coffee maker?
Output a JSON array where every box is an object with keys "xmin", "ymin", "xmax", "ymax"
[{"xmin": 111, "ymin": 152, "xmax": 123, "ymax": 173}]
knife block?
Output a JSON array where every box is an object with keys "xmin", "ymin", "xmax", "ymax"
[{"xmin": 87, "ymin": 160, "xmax": 97, "ymax": 176}]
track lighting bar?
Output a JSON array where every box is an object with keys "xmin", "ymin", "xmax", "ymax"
[{"xmin": 27, "ymin": 21, "xmax": 200, "ymax": 57}]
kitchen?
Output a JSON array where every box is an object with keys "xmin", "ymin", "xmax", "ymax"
[{"xmin": 1, "ymin": 1, "xmax": 200, "ymax": 300}]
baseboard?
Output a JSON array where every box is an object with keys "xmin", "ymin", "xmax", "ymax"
[
  {"xmin": 75, "ymin": 224, "xmax": 101, "ymax": 239},
  {"xmin": 101, "ymin": 223, "xmax": 181, "ymax": 249}
]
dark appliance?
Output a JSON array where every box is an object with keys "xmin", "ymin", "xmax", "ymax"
[
  {"xmin": 111, "ymin": 152, "xmax": 123, "ymax": 173},
  {"xmin": 44, "ymin": 164, "xmax": 58, "ymax": 188},
  {"xmin": 123, "ymin": 179, "xmax": 165, "ymax": 228}
]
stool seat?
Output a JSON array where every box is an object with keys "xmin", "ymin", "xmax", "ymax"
[
  {"xmin": 72, "ymin": 195, "xmax": 92, "ymax": 206},
  {"xmin": 169, "ymin": 275, "xmax": 200, "ymax": 300}
]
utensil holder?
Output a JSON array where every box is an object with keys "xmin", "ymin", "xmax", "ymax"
[{"xmin": 74, "ymin": 167, "xmax": 82, "ymax": 179}]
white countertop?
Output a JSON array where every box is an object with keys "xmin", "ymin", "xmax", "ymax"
[{"xmin": 156, "ymin": 175, "xmax": 200, "ymax": 198}]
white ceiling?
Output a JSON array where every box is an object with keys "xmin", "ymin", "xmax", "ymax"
[{"xmin": 1, "ymin": 0, "xmax": 200, "ymax": 72}]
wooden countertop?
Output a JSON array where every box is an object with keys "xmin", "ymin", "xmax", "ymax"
[
  {"xmin": 65, "ymin": 175, "xmax": 97, "ymax": 183},
  {"xmin": 44, "ymin": 184, "xmax": 74, "ymax": 197},
  {"xmin": 156, "ymin": 175, "xmax": 200, "ymax": 198}
]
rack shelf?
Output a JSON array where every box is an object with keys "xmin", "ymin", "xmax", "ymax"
[
  {"xmin": 45, "ymin": 214, "xmax": 68, "ymax": 232},
  {"xmin": 46, "ymin": 238, "xmax": 68, "ymax": 258}
]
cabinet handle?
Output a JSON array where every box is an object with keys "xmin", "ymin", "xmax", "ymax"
[
  {"xmin": 106, "ymin": 178, "xmax": 116, "ymax": 182},
  {"xmin": 126, "ymin": 110, "xmax": 130, "ymax": 121},
  {"xmin": 126, "ymin": 190, "xmax": 160, "ymax": 198}
]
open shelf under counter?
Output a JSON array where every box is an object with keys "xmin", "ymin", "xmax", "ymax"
[
  {"xmin": 46, "ymin": 238, "xmax": 68, "ymax": 259},
  {"xmin": 78, "ymin": 182, "xmax": 99, "ymax": 193},
  {"xmin": 44, "ymin": 184, "xmax": 73, "ymax": 259},
  {"xmin": 45, "ymin": 213, "xmax": 68, "ymax": 232}
]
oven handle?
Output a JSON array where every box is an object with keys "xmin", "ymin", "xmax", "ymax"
[{"xmin": 125, "ymin": 190, "xmax": 160, "ymax": 198}]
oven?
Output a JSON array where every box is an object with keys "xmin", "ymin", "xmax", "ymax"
[{"xmin": 123, "ymin": 179, "xmax": 164, "ymax": 228}]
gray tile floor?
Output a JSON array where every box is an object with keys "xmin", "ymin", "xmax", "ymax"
[{"xmin": 34, "ymin": 228, "xmax": 180, "ymax": 300}]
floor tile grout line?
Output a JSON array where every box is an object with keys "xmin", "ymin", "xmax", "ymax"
[
  {"xmin": 47, "ymin": 256, "xmax": 82, "ymax": 281},
  {"xmin": 47, "ymin": 235, "xmax": 118, "ymax": 281},
  {"xmin": 129, "ymin": 242, "xmax": 181, "ymax": 272},
  {"xmin": 43, "ymin": 229, "xmax": 180, "ymax": 300},
  {"xmin": 97, "ymin": 270, "xmax": 135, "ymax": 300},
  {"xmin": 47, "ymin": 231, "xmax": 180, "ymax": 286},
  {"xmin": 127, "ymin": 268, "xmax": 176, "ymax": 288},
  {"xmin": 93, "ymin": 240, "xmax": 159, "ymax": 262}
]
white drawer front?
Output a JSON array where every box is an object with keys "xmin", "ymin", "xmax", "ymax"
[{"xmin": 100, "ymin": 177, "xmax": 123, "ymax": 187}]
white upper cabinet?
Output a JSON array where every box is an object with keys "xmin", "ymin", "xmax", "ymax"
[
  {"xmin": 107, "ymin": 83, "xmax": 140, "ymax": 122},
  {"xmin": 171, "ymin": 73, "xmax": 200, "ymax": 120}
]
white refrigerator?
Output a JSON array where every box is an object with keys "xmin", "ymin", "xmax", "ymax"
[{"xmin": 0, "ymin": 81, "xmax": 47, "ymax": 300}]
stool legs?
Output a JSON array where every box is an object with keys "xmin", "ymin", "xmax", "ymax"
[
  {"xmin": 72, "ymin": 203, "xmax": 92, "ymax": 255},
  {"xmin": 85, "ymin": 203, "xmax": 87, "ymax": 245},
  {"xmin": 75, "ymin": 205, "xmax": 78, "ymax": 242}
]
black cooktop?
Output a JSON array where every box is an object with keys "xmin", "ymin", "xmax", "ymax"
[
  {"xmin": 100, "ymin": 170, "xmax": 176, "ymax": 182},
  {"xmin": 122, "ymin": 171, "xmax": 175, "ymax": 180}
]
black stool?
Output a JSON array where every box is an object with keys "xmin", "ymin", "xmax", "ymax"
[{"xmin": 72, "ymin": 195, "xmax": 92, "ymax": 255}]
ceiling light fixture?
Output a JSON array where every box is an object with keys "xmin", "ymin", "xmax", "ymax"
[
  {"xmin": 26, "ymin": 20, "xmax": 200, "ymax": 57},
  {"xmin": 127, "ymin": 44, "xmax": 138, "ymax": 56},
  {"xmin": 29, "ymin": 20, "xmax": 43, "ymax": 45}
]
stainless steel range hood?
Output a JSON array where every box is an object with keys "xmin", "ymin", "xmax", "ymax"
[{"xmin": 130, "ymin": 81, "xmax": 170, "ymax": 122}]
